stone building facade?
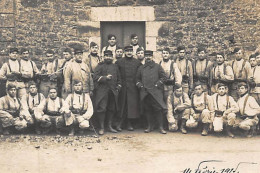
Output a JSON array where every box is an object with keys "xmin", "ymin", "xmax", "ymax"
[{"xmin": 0, "ymin": 0, "xmax": 259, "ymax": 64}]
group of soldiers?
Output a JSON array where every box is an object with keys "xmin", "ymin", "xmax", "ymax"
[{"xmin": 0, "ymin": 33, "xmax": 260, "ymax": 138}]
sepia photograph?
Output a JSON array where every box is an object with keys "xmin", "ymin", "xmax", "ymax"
[{"xmin": 0, "ymin": 0, "xmax": 259, "ymax": 172}]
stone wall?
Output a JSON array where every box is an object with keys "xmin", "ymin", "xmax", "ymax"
[{"xmin": 0, "ymin": 0, "xmax": 259, "ymax": 63}]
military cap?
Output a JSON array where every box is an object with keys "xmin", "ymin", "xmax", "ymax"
[
  {"xmin": 28, "ymin": 81, "xmax": 37, "ymax": 87},
  {"xmin": 144, "ymin": 50, "xmax": 153, "ymax": 56},
  {"xmin": 131, "ymin": 34, "xmax": 138, "ymax": 39},
  {"xmin": 124, "ymin": 46, "xmax": 133, "ymax": 51},
  {"xmin": 89, "ymin": 42, "xmax": 98, "ymax": 48},
  {"xmin": 63, "ymin": 48, "xmax": 72, "ymax": 54},
  {"xmin": 233, "ymin": 47, "xmax": 242, "ymax": 54},
  {"xmin": 136, "ymin": 47, "xmax": 144, "ymax": 53},
  {"xmin": 74, "ymin": 48, "xmax": 83, "ymax": 55},
  {"xmin": 104, "ymin": 50, "xmax": 113, "ymax": 56},
  {"xmin": 9, "ymin": 48, "xmax": 19, "ymax": 53},
  {"xmin": 174, "ymin": 83, "xmax": 182, "ymax": 90}
]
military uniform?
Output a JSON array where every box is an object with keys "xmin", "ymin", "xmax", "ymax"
[
  {"xmin": 210, "ymin": 63, "xmax": 234, "ymax": 94},
  {"xmin": 63, "ymin": 60, "xmax": 94, "ymax": 94},
  {"xmin": 235, "ymin": 94, "xmax": 259, "ymax": 132},
  {"xmin": 230, "ymin": 59, "xmax": 252, "ymax": 101},
  {"xmin": 136, "ymin": 59, "xmax": 167, "ymax": 134},
  {"xmin": 193, "ymin": 59, "xmax": 213, "ymax": 92},
  {"xmin": 167, "ymin": 91, "xmax": 191, "ymax": 132},
  {"xmin": 211, "ymin": 93, "xmax": 239, "ymax": 132},
  {"xmin": 61, "ymin": 59, "xmax": 73, "ymax": 99},
  {"xmin": 20, "ymin": 59, "xmax": 39, "ymax": 91},
  {"xmin": 250, "ymin": 65, "xmax": 260, "ymax": 105},
  {"xmin": 65, "ymin": 93, "xmax": 93, "ymax": 129},
  {"xmin": 39, "ymin": 60, "xmax": 59, "ymax": 98},
  {"xmin": 0, "ymin": 95, "xmax": 30, "ymax": 131},
  {"xmin": 175, "ymin": 58, "xmax": 193, "ymax": 94},
  {"xmin": 0, "ymin": 59, "xmax": 26, "ymax": 99},
  {"xmin": 102, "ymin": 45, "xmax": 117, "ymax": 60}
]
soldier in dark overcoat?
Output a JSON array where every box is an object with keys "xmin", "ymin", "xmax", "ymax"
[
  {"xmin": 115, "ymin": 46, "xmax": 142, "ymax": 131},
  {"xmin": 93, "ymin": 50, "xmax": 122, "ymax": 135},
  {"xmin": 136, "ymin": 50, "xmax": 167, "ymax": 134}
]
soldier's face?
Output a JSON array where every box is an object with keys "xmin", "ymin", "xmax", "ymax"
[
  {"xmin": 194, "ymin": 85, "xmax": 203, "ymax": 96},
  {"xmin": 74, "ymin": 82, "xmax": 83, "ymax": 92},
  {"xmin": 63, "ymin": 52, "xmax": 71, "ymax": 61},
  {"xmin": 235, "ymin": 50, "xmax": 243, "ymax": 60},
  {"xmin": 125, "ymin": 50, "xmax": 133, "ymax": 57},
  {"xmin": 145, "ymin": 55, "xmax": 153, "ymax": 62},
  {"xmin": 22, "ymin": 51, "xmax": 29, "ymax": 60},
  {"xmin": 198, "ymin": 51, "xmax": 206, "ymax": 60},
  {"xmin": 46, "ymin": 53, "xmax": 54, "ymax": 61},
  {"xmin": 137, "ymin": 51, "xmax": 144, "ymax": 61},
  {"xmin": 90, "ymin": 45, "xmax": 98, "ymax": 54},
  {"xmin": 238, "ymin": 86, "xmax": 248, "ymax": 96},
  {"xmin": 104, "ymin": 55, "xmax": 113, "ymax": 62},
  {"xmin": 162, "ymin": 51, "xmax": 170, "ymax": 60},
  {"xmin": 75, "ymin": 53, "xmax": 83, "ymax": 61},
  {"xmin": 29, "ymin": 85, "xmax": 38, "ymax": 95},
  {"xmin": 131, "ymin": 36, "xmax": 138, "ymax": 45},
  {"xmin": 178, "ymin": 50, "xmax": 185, "ymax": 59},
  {"xmin": 216, "ymin": 55, "xmax": 224, "ymax": 64},
  {"xmin": 9, "ymin": 52, "xmax": 18, "ymax": 60},
  {"xmin": 49, "ymin": 89, "xmax": 57, "ymax": 99},
  {"xmin": 217, "ymin": 86, "xmax": 227, "ymax": 96},
  {"xmin": 250, "ymin": 58, "xmax": 257, "ymax": 67},
  {"xmin": 115, "ymin": 49, "xmax": 123, "ymax": 58},
  {"xmin": 8, "ymin": 88, "xmax": 17, "ymax": 98},
  {"xmin": 256, "ymin": 55, "xmax": 260, "ymax": 65},
  {"xmin": 108, "ymin": 37, "xmax": 116, "ymax": 46},
  {"xmin": 175, "ymin": 88, "xmax": 183, "ymax": 97}
]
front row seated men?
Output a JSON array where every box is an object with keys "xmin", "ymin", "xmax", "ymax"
[
  {"xmin": 94, "ymin": 50, "xmax": 121, "ymax": 135},
  {"xmin": 136, "ymin": 50, "xmax": 167, "ymax": 134},
  {"xmin": 0, "ymin": 84, "xmax": 32, "ymax": 135}
]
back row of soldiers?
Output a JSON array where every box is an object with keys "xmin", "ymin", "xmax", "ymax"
[{"xmin": 0, "ymin": 41, "xmax": 259, "ymax": 138}]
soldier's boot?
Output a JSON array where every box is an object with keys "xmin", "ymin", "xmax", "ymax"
[
  {"xmin": 97, "ymin": 112, "xmax": 105, "ymax": 135},
  {"xmin": 201, "ymin": 123, "xmax": 209, "ymax": 136},
  {"xmin": 127, "ymin": 120, "xmax": 134, "ymax": 131},
  {"xmin": 144, "ymin": 113, "xmax": 152, "ymax": 133},
  {"xmin": 247, "ymin": 125, "xmax": 256, "ymax": 138},
  {"xmin": 68, "ymin": 125, "xmax": 75, "ymax": 136},
  {"xmin": 180, "ymin": 119, "xmax": 187, "ymax": 134},
  {"xmin": 226, "ymin": 125, "xmax": 235, "ymax": 138},
  {"xmin": 116, "ymin": 119, "xmax": 123, "ymax": 132},
  {"xmin": 107, "ymin": 112, "xmax": 117, "ymax": 133},
  {"xmin": 157, "ymin": 112, "xmax": 166, "ymax": 134}
]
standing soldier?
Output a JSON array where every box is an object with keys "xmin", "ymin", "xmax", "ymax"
[
  {"xmin": 115, "ymin": 47, "xmax": 124, "ymax": 60},
  {"xmin": 39, "ymin": 49, "xmax": 58, "ymax": 98},
  {"xmin": 20, "ymin": 48, "xmax": 40, "ymax": 92},
  {"xmin": 136, "ymin": 50, "xmax": 167, "ymax": 134},
  {"xmin": 83, "ymin": 42, "xmax": 102, "ymax": 77},
  {"xmin": 211, "ymin": 83, "xmax": 239, "ymax": 137},
  {"xmin": 0, "ymin": 48, "xmax": 26, "ymax": 99},
  {"xmin": 159, "ymin": 47, "xmax": 182, "ymax": 103},
  {"xmin": 116, "ymin": 46, "xmax": 142, "ymax": 131},
  {"xmin": 210, "ymin": 52, "xmax": 234, "ymax": 94},
  {"xmin": 65, "ymin": 80, "xmax": 93, "ymax": 135},
  {"xmin": 249, "ymin": 52, "xmax": 260, "ymax": 105},
  {"xmin": 236, "ymin": 82, "xmax": 260, "ymax": 137},
  {"xmin": 175, "ymin": 46, "xmax": 193, "ymax": 95},
  {"xmin": 190, "ymin": 82, "xmax": 214, "ymax": 136},
  {"xmin": 61, "ymin": 48, "xmax": 74, "ymax": 99},
  {"xmin": 0, "ymin": 84, "xmax": 31, "ymax": 135},
  {"xmin": 136, "ymin": 47, "xmax": 145, "ymax": 65},
  {"xmin": 229, "ymin": 48, "xmax": 253, "ymax": 101},
  {"xmin": 167, "ymin": 84, "xmax": 191, "ymax": 134},
  {"xmin": 129, "ymin": 34, "xmax": 144, "ymax": 58},
  {"xmin": 41, "ymin": 87, "xmax": 69, "ymax": 134},
  {"xmin": 192, "ymin": 47, "xmax": 213, "ymax": 92},
  {"xmin": 20, "ymin": 81, "xmax": 46, "ymax": 134},
  {"xmin": 64, "ymin": 48, "xmax": 94, "ymax": 97},
  {"xmin": 93, "ymin": 50, "xmax": 122, "ymax": 135},
  {"xmin": 102, "ymin": 34, "xmax": 118, "ymax": 60}
]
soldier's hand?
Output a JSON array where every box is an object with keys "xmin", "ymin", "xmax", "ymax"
[
  {"xmin": 136, "ymin": 82, "xmax": 144, "ymax": 89},
  {"xmin": 107, "ymin": 74, "xmax": 112, "ymax": 80}
]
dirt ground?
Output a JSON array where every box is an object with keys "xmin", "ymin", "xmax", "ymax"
[{"xmin": 0, "ymin": 129, "xmax": 260, "ymax": 173}]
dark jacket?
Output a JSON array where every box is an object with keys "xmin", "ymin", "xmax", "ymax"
[{"xmin": 116, "ymin": 57, "xmax": 142, "ymax": 118}]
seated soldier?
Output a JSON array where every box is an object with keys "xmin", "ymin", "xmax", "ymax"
[
  {"xmin": 65, "ymin": 80, "xmax": 93, "ymax": 135},
  {"xmin": 41, "ymin": 87, "xmax": 71, "ymax": 134},
  {"xmin": 167, "ymin": 84, "xmax": 192, "ymax": 134},
  {"xmin": 93, "ymin": 50, "xmax": 122, "ymax": 135},
  {"xmin": 235, "ymin": 82, "xmax": 260, "ymax": 138},
  {"xmin": 211, "ymin": 83, "xmax": 239, "ymax": 138},
  {"xmin": 0, "ymin": 84, "xmax": 31, "ymax": 135},
  {"xmin": 20, "ymin": 81, "xmax": 46, "ymax": 135},
  {"xmin": 190, "ymin": 82, "xmax": 214, "ymax": 136}
]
